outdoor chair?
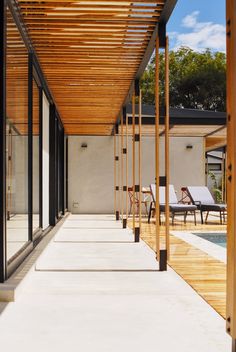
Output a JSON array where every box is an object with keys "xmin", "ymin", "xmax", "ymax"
[
  {"xmin": 186, "ymin": 186, "xmax": 227, "ymax": 225},
  {"xmin": 128, "ymin": 187, "xmax": 149, "ymax": 217},
  {"xmin": 148, "ymin": 184, "xmax": 197, "ymax": 225}
]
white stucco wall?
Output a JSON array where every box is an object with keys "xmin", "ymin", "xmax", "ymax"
[
  {"xmin": 9, "ymin": 135, "xmax": 42, "ymax": 214},
  {"xmin": 68, "ymin": 136, "xmax": 114, "ymax": 213},
  {"xmin": 10, "ymin": 135, "xmax": 28, "ymax": 214},
  {"xmin": 68, "ymin": 135, "xmax": 205, "ymax": 214}
]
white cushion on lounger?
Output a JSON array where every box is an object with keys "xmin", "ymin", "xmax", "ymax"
[{"xmin": 187, "ymin": 186, "xmax": 215, "ymax": 205}]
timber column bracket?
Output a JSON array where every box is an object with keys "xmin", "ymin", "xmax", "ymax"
[{"xmin": 158, "ymin": 22, "xmax": 166, "ymax": 48}]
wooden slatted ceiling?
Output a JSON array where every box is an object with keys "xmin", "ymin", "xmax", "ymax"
[
  {"xmin": 16, "ymin": 0, "xmax": 167, "ymax": 135},
  {"xmin": 6, "ymin": 9, "xmax": 29, "ymax": 136}
]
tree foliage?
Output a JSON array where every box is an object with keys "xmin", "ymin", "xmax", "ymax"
[{"xmin": 141, "ymin": 47, "xmax": 226, "ymax": 111}]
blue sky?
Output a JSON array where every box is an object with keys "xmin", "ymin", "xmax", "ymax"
[{"xmin": 167, "ymin": 0, "xmax": 226, "ymax": 52}]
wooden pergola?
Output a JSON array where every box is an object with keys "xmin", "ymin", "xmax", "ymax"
[{"xmin": 15, "ymin": 0, "xmax": 176, "ymax": 135}]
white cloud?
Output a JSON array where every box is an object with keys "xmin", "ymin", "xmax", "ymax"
[
  {"xmin": 182, "ymin": 11, "xmax": 200, "ymax": 28},
  {"xmin": 170, "ymin": 11, "xmax": 226, "ymax": 52}
]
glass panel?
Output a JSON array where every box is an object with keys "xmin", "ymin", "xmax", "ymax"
[
  {"xmin": 6, "ymin": 8, "xmax": 29, "ymax": 260},
  {"xmin": 33, "ymin": 80, "xmax": 40, "ymax": 232},
  {"xmin": 58, "ymin": 125, "xmax": 63, "ymax": 215}
]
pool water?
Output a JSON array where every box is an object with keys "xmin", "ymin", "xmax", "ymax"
[{"xmin": 193, "ymin": 232, "xmax": 227, "ymax": 248}]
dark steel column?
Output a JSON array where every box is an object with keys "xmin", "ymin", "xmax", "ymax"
[
  {"xmin": 49, "ymin": 104, "xmax": 56, "ymax": 226},
  {"xmin": 0, "ymin": 0, "xmax": 7, "ymax": 282},
  {"xmin": 28, "ymin": 53, "xmax": 33, "ymax": 242},
  {"xmin": 61, "ymin": 128, "xmax": 65, "ymax": 215},
  {"xmin": 66, "ymin": 136, "xmax": 68, "ymax": 210},
  {"xmin": 39, "ymin": 87, "xmax": 43, "ymax": 228},
  {"xmin": 55, "ymin": 118, "xmax": 59, "ymax": 218}
]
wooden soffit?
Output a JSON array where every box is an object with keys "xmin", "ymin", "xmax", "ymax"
[{"xmin": 16, "ymin": 0, "xmax": 172, "ymax": 135}]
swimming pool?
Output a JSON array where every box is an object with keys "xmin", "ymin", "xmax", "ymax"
[{"xmin": 193, "ymin": 232, "xmax": 227, "ymax": 248}]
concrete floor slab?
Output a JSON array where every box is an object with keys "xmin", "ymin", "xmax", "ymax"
[
  {"xmin": 63, "ymin": 219, "xmax": 122, "ymax": 229},
  {"xmin": 54, "ymin": 227, "xmax": 134, "ymax": 243},
  {"xmin": 67, "ymin": 214, "xmax": 115, "ymax": 220},
  {"xmin": 36, "ymin": 241, "xmax": 157, "ymax": 271},
  {"xmin": 0, "ymin": 214, "xmax": 231, "ymax": 352}
]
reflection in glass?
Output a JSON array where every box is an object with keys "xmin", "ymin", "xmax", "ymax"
[
  {"xmin": 33, "ymin": 80, "xmax": 40, "ymax": 232},
  {"xmin": 6, "ymin": 8, "xmax": 29, "ymax": 260}
]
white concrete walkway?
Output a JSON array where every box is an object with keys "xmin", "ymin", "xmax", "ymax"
[{"xmin": 0, "ymin": 214, "xmax": 231, "ymax": 351}]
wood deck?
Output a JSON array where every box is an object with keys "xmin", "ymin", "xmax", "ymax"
[{"xmin": 128, "ymin": 216, "xmax": 227, "ymax": 318}]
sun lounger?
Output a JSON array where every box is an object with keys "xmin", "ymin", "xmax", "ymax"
[
  {"xmin": 148, "ymin": 184, "xmax": 197, "ymax": 225},
  {"xmin": 186, "ymin": 186, "xmax": 227, "ymax": 224}
]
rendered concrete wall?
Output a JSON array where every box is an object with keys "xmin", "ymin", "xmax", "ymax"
[
  {"xmin": 33, "ymin": 136, "xmax": 39, "ymax": 213},
  {"xmin": 10, "ymin": 136, "xmax": 39, "ymax": 214},
  {"xmin": 11, "ymin": 135, "xmax": 28, "ymax": 214},
  {"xmin": 68, "ymin": 136, "xmax": 114, "ymax": 214},
  {"xmin": 68, "ymin": 135, "xmax": 205, "ymax": 214}
]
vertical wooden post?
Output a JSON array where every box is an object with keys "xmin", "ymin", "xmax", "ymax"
[
  {"xmin": 132, "ymin": 92, "xmax": 136, "ymax": 236},
  {"xmin": 226, "ymin": 0, "xmax": 236, "ymax": 347},
  {"xmin": 121, "ymin": 111, "xmax": 124, "ymax": 225},
  {"xmin": 114, "ymin": 127, "xmax": 119, "ymax": 221},
  {"xmin": 118, "ymin": 125, "xmax": 121, "ymax": 220},
  {"xmin": 122, "ymin": 107, "xmax": 127, "ymax": 228},
  {"xmin": 221, "ymin": 148, "xmax": 226, "ymax": 202},
  {"xmin": 165, "ymin": 37, "xmax": 170, "ymax": 259},
  {"xmin": 155, "ymin": 37, "xmax": 160, "ymax": 260},
  {"xmin": 114, "ymin": 133, "xmax": 117, "ymax": 217},
  {"xmin": 126, "ymin": 113, "xmax": 129, "ymax": 223},
  {"xmin": 205, "ymin": 150, "xmax": 209, "ymax": 186},
  {"xmin": 225, "ymin": 149, "xmax": 227, "ymax": 203},
  {"xmin": 138, "ymin": 89, "xmax": 142, "ymax": 234}
]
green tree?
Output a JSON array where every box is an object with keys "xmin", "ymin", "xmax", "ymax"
[{"xmin": 141, "ymin": 47, "xmax": 226, "ymax": 111}]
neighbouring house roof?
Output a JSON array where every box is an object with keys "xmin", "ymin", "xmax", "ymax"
[
  {"xmin": 125, "ymin": 105, "xmax": 226, "ymax": 125},
  {"xmin": 121, "ymin": 105, "xmax": 226, "ymax": 139}
]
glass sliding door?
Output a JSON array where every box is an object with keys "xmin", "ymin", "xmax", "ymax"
[{"xmin": 6, "ymin": 8, "xmax": 29, "ymax": 260}]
